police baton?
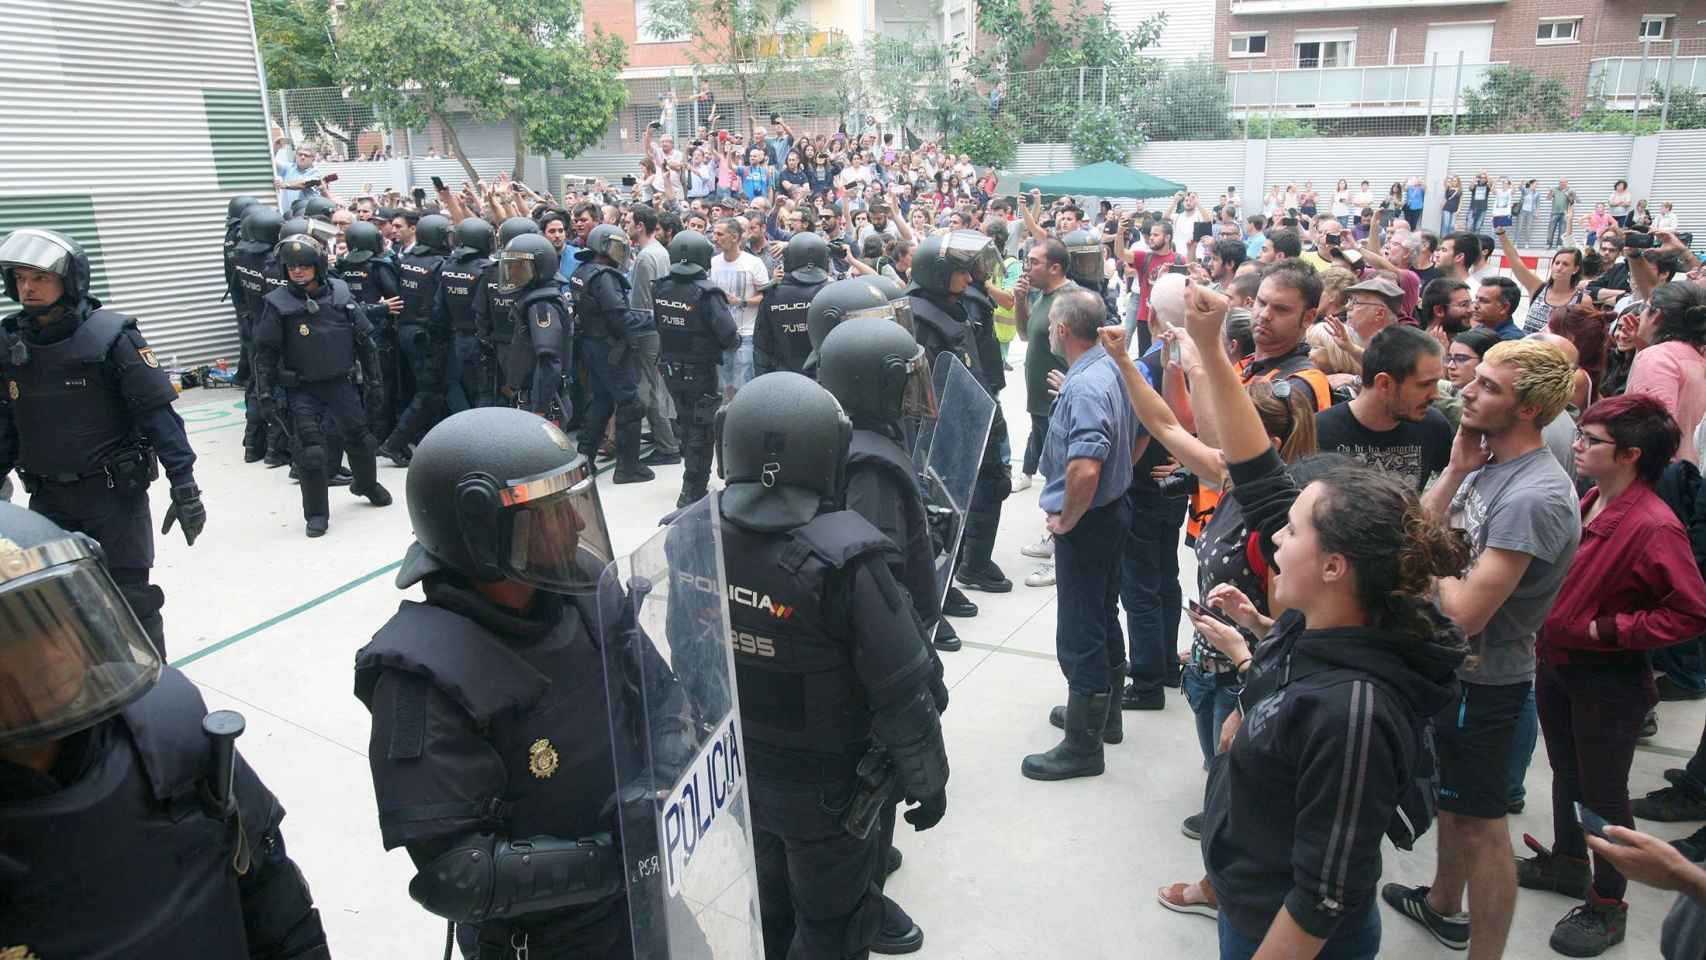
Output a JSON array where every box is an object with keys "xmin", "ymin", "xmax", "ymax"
[
  {"xmin": 203, "ymin": 709, "xmax": 245, "ymax": 817},
  {"xmin": 842, "ymin": 744, "xmax": 897, "ymax": 839}
]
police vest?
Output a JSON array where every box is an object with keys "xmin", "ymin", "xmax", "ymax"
[
  {"xmin": 653, "ymin": 277, "xmax": 725, "ymax": 365},
  {"xmin": 570, "ymin": 262, "xmax": 629, "ymax": 342},
  {"xmin": 721, "ymin": 511, "xmax": 895, "ymax": 781},
  {"xmin": 335, "ymin": 258, "xmax": 398, "ymax": 308},
  {"xmin": 1186, "ymin": 356, "xmax": 1333, "ymax": 541},
  {"xmin": 478, "ymin": 263, "xmax": 521, "ymax": 344},
  {"xmin": 2, "ymin": 309, "xmax": 139, "ymax": 476},
  {"xmin": 0, "ymin": 668, "xmax": 273, "ymax": 959},
  {"xmin": 222, "ymin": 222, "xmax": 243, "ymax": 306},
  {"xmin": 233, "ymin": 246, "xmax": 280, "ymax": 324},
  {"xmin": 846, "ymin": 429, "xmax": 938, "ymax": 625},
  {"xmin": 507, "ymin": 287, "xmax": 571, "ymax": 392},
  {"xmin": 960, "ymin": 286, "xmax": 1006, "ymax": 395},
  {"xmin": 438, "ymin": 254, "xmax": 488, "ymax": 335},
  {"xmin": 396, "ymin": 248, "xmax": 445, "ymax": 327},
  {"xmin": 354, "ymin": 597, "xmax": 618, "ymax": 848},
  {"xmin": 263, "ymin": 279, "xmax": 362, "ymax": 383},
  {"xmin": 759, "ymin": 279, "xmax": 822, "ymax": 375},
  {"xmin": 908, "ymin": 293, "xmax": 978, "ymax": 373}
]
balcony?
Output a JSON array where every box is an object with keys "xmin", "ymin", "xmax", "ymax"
[
  {"xmin": 1230, "ymin": 0, "xmax": 1503, "ymax": 13},
  {"xmin": 1588, "ymin": 55, "xmax": 1706, "ymax": 104},
  {"xmin": 1226, "ymin": 60, "xmax": 1502, "ymax": 117}
]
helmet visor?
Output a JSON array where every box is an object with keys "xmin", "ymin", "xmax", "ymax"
[
  {"xmin": 0, "ymin": 547, "xmax": 160, "ymax": 747},
  {"xmin": 900, "ymin": 344, "xmax": 938, "ymax": 420},
  {"xmin": 602, "ymin": 233, "xmax": 631, "ymax": 264},
  {"xmin": 498, "ymin": 252, "xmax": 540, "ymax": 293},
  {"xmin": 889, "ymin": 296, "xmax": 915, "ymax": 334},
  {"xmin": 943, "ymin": 231, "xmax": 998, "ymax": 281},
  {"xmin": 1068, "ymin": 244, "xmax": 1104, "ymax": 282},
  {"xmin": 499, "ymin": 458, "xmax": 615, "ymax": 592},
  {"xmin": 0, "ymin": 229, "xmax": 75, "ymax": 279},
  {"xmin": 844, "ymin": 303, "xmax": 898, "ymax": 326}
]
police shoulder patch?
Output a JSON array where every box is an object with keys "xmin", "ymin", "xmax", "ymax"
[
  {"xmin": 138, "ymin": 347, "xmax": 159, "ymax": 368},
  {"xmin": 537, "ymin": 312, "xmax": 553, "ymax": 329},
  {"xmin": 299, "ymin": 323, "xmax": 312, "ymax": 337},
  {"xmin": 2, "ymin": 946, "xmax": 44, "ymax": 960}
]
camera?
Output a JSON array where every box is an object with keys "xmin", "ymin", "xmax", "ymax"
[
  {"xmin": 1156, "ymin": 468, "xmax": 1198, "ymax": 499},
  {"xmin": 1625, "ymin": 231, "xmax": 1660, "ymax": 250}
]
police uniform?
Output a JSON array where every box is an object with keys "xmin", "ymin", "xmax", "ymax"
[
  {"xmin": 333, "ymin": 228, "xmax": 403, "ymax": 438},
  {"xmin": 380, "ymin": 224, "xmax": 450, "ymax": 463},
  {"xmin": 0, "ymin": 241, "xmax": 199, "ymax": 657},
  {"xmin": 752, "ymin": 273, "xmax": 826, "ymax": 376},
  {"xmin": 507, "ymin": 281, "xmax": 573, "ymax": 423},
  {"xmin": 253, "ymin": 236, "xmax": 392, "ymax": 536},
  {"xmin": 233, "ymin": 210, "xmax": 291, "ymax": 462},
  {"xmin": 570, "ymin": 259, "xmax": 641, "ymax": 453},
  {"xmin": 652, "ymin": 271, "xmax": 738, "ymax": 506},
  {"xmin": 472, "ymin": 259, "xmax": 521, "ymax": 407}
]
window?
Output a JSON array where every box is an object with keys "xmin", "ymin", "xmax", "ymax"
[
  {"xmin": 1536, "ymin": 17, "xmax": 1581, "ymax": 44},
  {"xmin": 1640, "ymin": 15, "xmax": 1673, "ymax": 42},
  {"xmin": 634, "ymin": 0, "xmax": 670, "ymax": 43},
  {"xmin": 1295, "ymin": 39, "xmax": 1353, "ymax": 69},
  {"xmin": 1229, "ymin": 32, "xmax": 1268, "ymax": 58}
]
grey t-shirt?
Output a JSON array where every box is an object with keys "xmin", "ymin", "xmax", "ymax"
[
  {"xmin": 629, "ymin": 239, "xmax": 671, "ymax": 315},
  {"xmin": 1539, "ymin": 410, "xmax": 1579, "ymax": 487},
  {"xmin": 1449, "ymin": 445, "xmax": 1581, "ymax": 686}
]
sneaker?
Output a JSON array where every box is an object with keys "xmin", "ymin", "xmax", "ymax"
[
  {"xmin": 1516, "ymin": 833, "xmax": 1591, "ymax": 898},
  {"xmin": 1013, "ymin": 472, "xmax": 1033, "ymax": 492},
  {"xmin": 1549, "ymin": 896, "xmax": 1627, "ymax": 957},
  {"xmin": 1120, "ymin": 682, "xmax": 1164, "ymax": 711},
  {"xmin": 642, "ymin": 449, "xmax": 683, "ymax": 466},
  {"xmin": 1024, "ymin": 562, "xmax": 1056, "ymax": 588},
  {"xmin": 1382, "ymin": 883, "xmax": 1469, "ymax": 951},
  {"xmin": 1658, "ymin": 675, "xmax": 1706, "ymax": 701},
  {"xmin": 1020, "ymin": 534, "xmax": 1054, "ymax": 559},
  {"xmin": 1641, "ymin": 709, "xmax": 1659, "ymax": 740},
  {"xmin": 1634, "ymin": 784, "xmax": 1706, "ymax": 822},
  {"xmin": 956, "ymin": 562, "xmax": 1012, "ymax": 593},
  {"xmin": 1181, "ymin": 813, "xmax": 1203, "ymax": 840},
  {"xmin": 1673, "ymin": 824, "xmax": 1706, "ymax": 862}
]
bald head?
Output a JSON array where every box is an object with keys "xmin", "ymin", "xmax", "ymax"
[{"xmin": 1530, "ymin": 331, "xmax": 1579, "ymax": 368}]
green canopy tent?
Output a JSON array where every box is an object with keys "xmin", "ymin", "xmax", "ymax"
[{"xmin": 1018, "ymin": 161, "xmax": 1185, "ymax": 199}]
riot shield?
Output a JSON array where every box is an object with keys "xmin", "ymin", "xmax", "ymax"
[
  {"xmin": 912, "ymin": 353, "xmax": 997, "ymax": 637},
  {"xmin": 599, "ymin": 494, "xmax": 763, "ymax": 960}
]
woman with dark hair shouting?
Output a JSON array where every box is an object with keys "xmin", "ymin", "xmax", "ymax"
[{"xmin": 1165, "ymin": 281, "xmax": 1472, "ymax": 960}]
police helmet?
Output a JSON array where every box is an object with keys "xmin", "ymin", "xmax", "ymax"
[
  {"xmin": 864, "ymin": 275, "xmax": 915, "ymax": 335},
  {"xmin": 1062, "ymin": 228, "xmax": 1105, "ymax": 285},
  {"xmin": 276, "ymin": 234, "xmax": 328, "ymax": 286},
  {"xmin": 496, "ymin": 233, "xmax": 561, "ymax": 294},
  {"xmin": 716, "ymin": 373, "xmax": 852, "ymax": 533},
  {"xmin": 0, "ymin": 502, "xmax": 161, "ymax": 747},
  {"xmin": 0, "ymin": 228, "xmax": 91, "ymax": 308},
  {"xmin": 302, "ymin": 196, "xmax": 339, "ymax": 222},
  {"xmin": 451, "ymin": 217, "xmax": 495, "ymax": 260},
  {"xmin": 817, "ymin": 317, "xmax": 937, "ymax": 429},
  {"xmin": 416, "ymin": 214, "xmax": 454, "ymax": 255},
  {"xmin": 667, "ymin": 230, "xmax": 715, "ymax": 279},
  {"xmin": 341, "ymin": 221, "xmax": 385, "ymax": 265},
  {"xmin": 240, "ymin": 207, "xmax": 284, "ymax": 250},
  {"xmin": 498, "ymin": 216, "xmax": 541, "ymax": 247},
  {"xmin": 398, "ymin": 408, "xmax": 613, "ymax": 592},
  {"xmin": 945, "ymin": 229, "xmax": 1000, "ymax": 284},
  {"xmin": 783, "ymin": 232, "xmax": 831, "ymax": 284},
  {"xmin": 806, "ymin": 277, "xmax": 896, "ymax": 354},
  {"xmin": 280, "ymin": 215, "xmax": 337, "ymax": 249},
  {"xmin": 576, "ymin": 223, "xmax": 630, "ymax": 265},
  {"xmin": 226, "ymin": 195, "xmax": 261, "ymax": 224}
]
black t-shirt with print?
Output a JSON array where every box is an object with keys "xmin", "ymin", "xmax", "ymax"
[{"xmin": 1314, "ymin": 403, "xmax": 1453, "ymax": 492}]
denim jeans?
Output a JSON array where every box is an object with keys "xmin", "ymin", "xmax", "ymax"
[
  {"xmin": 720, "ymin": 334, "xmax": 755, "ymax": 394},
  {"xmin": 1021, "ymin": 413, "xmax": 1049, "ymax": 477},
  {"xmin": 1468, "ymin": 208, "xmax": 1488, "ymax": 234},
  {"xmin": 1509, "ymin": 683, "xmax": 1539, "ymax": 807},
  {"xmin": 1121, "ymin": 491, "xmax": 1187, "ymax": 695},
  {"xmin": 1653, "ymin": 639, "xmax": 1706, "ymax": 693},
  {"xmin": 1550, "ymin": 213, "xmax": 1569, "ymax": 247},
  {"xmin": 1440, "ymin": 210, "xmax": 1457, "ymax": 236},
  {"xmin": 1219, "ymin": 905, "xmax": 1380, "ymax": 960},
  {"xmin": 1054, "ymin": 496, "xmax": 1130, "ymax": 695},
  {"xmin": 1182, "ymin": 664, "xmax": 1241, "ymax": 769}
]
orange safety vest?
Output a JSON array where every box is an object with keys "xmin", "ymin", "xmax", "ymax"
[{"xmin": 1184, "ymin": 357, "xmax": 1333, "ymax": 543}]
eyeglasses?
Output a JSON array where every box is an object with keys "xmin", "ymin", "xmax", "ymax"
[
  {"xmin": 1444, "ymin": 353, "xmax": 1477, "ymax": 366},
  {"xmin": 1573, "ymin": 429, "xmax": 1616, "ymax": 449}
]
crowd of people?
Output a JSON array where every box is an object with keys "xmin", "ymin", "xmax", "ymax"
[{"xmin": 8, "ymin": 111, "xmax": 1706, "ymax": 959}]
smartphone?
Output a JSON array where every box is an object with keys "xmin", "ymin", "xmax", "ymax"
[
  {"xmin": 322, "ymin": 172, "xmax": 340, "ymax": 184},
  {"xmin": 430, "ymin": 175, "xmax": 447, "ymax": 192},
  {"xmin": 411, "ymin": 187, "xmax": 426, "ymax": 204},
  {"xmin": 1575, "ymin": 802, "xmax": 1625, "ymax": 844},
  {"xmin": 1166, "ymin": 263, "xmax": 1190, "ymax": 275},
  {"xmin": 1281, "ymin": 217, "xmax": 1299, "ymax": 227},
  {"xmin": 1188, "ymin": 598, "xmax": 1238, "ymax": 628}
]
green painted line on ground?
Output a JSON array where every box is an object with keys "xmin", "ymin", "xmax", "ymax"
[
  {"xmin": 957, "ymin": 638, "xmax": 1056, "ymax": 661},
  {"xmin": 1636, "ymin": 742, "xmax": 1696, "ymax": 760},
  {"xmin": 188, "ymin": 419, "xmax": 248, "ymax": 436},
  {"xmin": 171, "ymin": 559, "xmax": 402, "ymax": 669}
]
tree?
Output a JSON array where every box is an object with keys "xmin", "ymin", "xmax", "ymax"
[
  {"xmin": 1132, "ymin": 61, "xmax": 1237, "ymax": 142},
  {"xmin": 337, "ymin": 0, "xmax": 627, "ymax": 181},
  {"xmin": 1461, "ymin": 65, "xmax": 1570, "ymax": 133},
  {"xmin": 254, "ymin": 0, "xmax": 337, "ymax": 89},
  {"xmin": 1071, "ymin": 106, "xmax": 1141, "ymax": 165},
  {"xmin": 862, "ymin": 34, "xmax": 959, "ymax": 139}
]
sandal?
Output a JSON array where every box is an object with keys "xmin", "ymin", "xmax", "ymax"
[{"xmin": 1156, "ymin": 878, "xmax": 1219, "ymax": 919}]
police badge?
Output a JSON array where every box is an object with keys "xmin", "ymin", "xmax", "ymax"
[
  {"xmin": 528, "ymin": 738, "xmax": 560, "ymax": 779},
  {"xmin": 138, "ymin": 347, "xmax": 159, "ymax": 368},
  {"xmin": 299, "ymin": 323, "xmax": 311, "ymax": 337}
]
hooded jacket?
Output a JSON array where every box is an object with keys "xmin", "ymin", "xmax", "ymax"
[{"xmin": 1202, "ymin": 448, "xmax": 1467, "ymax": 943}]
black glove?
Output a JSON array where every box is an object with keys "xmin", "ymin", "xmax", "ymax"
[
  {"xmin": 478, "ymin": 337, "xmax": 496, "ymax": 359},
  {"xmin": 362, "ymin": 378, "xmax": 385, "ymax": 409},
  {"xmin": 902, "ymin": 789, "xmax": 946, "ymax": 832},
  {"xmin": 161, "ymin": 482, "xmax": 206, "ymax": 546},
  {"xmin": 258, "ymin": 391, "xmax": 280, "ymax": 421}
]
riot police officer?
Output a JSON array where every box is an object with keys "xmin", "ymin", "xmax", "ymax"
[
  {"xmin": 0, "ymin": 502, "xmax": 332, "ymax": 959},
  {"xmin": 354, "ymin": 407, "xmax": 664, "ymax": 959},
  {"xmin": 0, "ymin": 228, "xmax": 205, "ymax": 657},
  {"xmin": 377, "ymin": 213, "xmax": 452, "ymax": 467},
  {"xmin": 753, "ymin": 231, "xmax": 831, "ymax": 376},
  {"xmin": 472, "ymin": 216, "xmax": 540, "ymax": 408},
  {"xmin": 495, "ymin": 232, "xmax": 573, "ymax": 424},
  {"xmin": 571, "ymin": 223, "xmax": 652, "ymax": 484},
  {"xmin": 432, "ymin": 218, "xmax": 493, "ymax": 417},
  {"xmin": 334, "ymin": 220, "xmax": 403, "ymax": 439},
  {"xmin": 233, "ymin": 206, "xmax": 290, "ymax": 464},
  {"xmin": 715, "ymin": 372, "xmax": 949, "ymax": 959},
  {"xmin": 222, "ymin": 194, "xmax": 261, "ymax": 344},
  {"xmin": 1062, "ymin": 227, "xmax": 1117, "ymax": 322},
  {"xmin": 909, "ymin": 234, "xmax": 1013, "ymax": 598},
  {"xmin": 651, "ymin": 230, "xmax": 738, "ymax": 509}
]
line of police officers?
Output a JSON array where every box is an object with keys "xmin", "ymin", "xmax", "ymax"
[{"xmin": 0, "ymin": 204, "xmax": 1020, "ymax": 958}]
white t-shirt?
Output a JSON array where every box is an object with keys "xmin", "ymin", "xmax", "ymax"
[
  {"xmin": 710, "ymin": 251, "xmax": 769, "ymax": 336},
  {"xmin": 1171, "ymin": 208, "xmax": 1206, "ymax": 257}
]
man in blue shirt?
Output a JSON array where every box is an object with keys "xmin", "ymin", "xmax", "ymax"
[
  {"xmin": 1023, "ymin": 286, "xmax": 1139, "ymax": 783},
  {"xmin": 1473, "ymin": 276, "xmax": 1525, "ymax": 341}
]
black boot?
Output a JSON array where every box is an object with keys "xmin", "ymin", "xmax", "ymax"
[
  {"xmin": 933, "ymin": 618, "xmax": 962, "ymax": 652},
  {"xmin": 301, "ymin": 470, "xmax": 331, "ymax": 539},
  {"xmin": 870, "ymin": 895, "xmax": 923, "ymax": 955},
  {"xmin": 612, "ymin": 416, "xmax": 655, "ymax": 484},
  {"xmin": 1048, "ymin": 676, "xmax": 1124, "ymax": 746},
  {"xmin": 676, "ymin": 486, "xmax": 707, "ymax": 509},
  {"xmin": 1023, "ymin": 691, "xmax": 1109, "ymax": 780},
  {"xmin": 376, "ymin": 437, "xmax": 411, "ymax": 468},
  {"xmin": 941, "ymin": 586, "xmax": 978, "ymax": 618},
  {"xmin": 955, "ymin": 523, "xmax": 1012, "ymax": 593},
  {"xmin": 348, "ymin": 452, "xmax": 392, "ymax": 506}
]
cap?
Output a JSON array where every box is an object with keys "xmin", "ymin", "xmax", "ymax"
[{"xmin": 1345, "ymin": 276, "xmax": 1404, "ymax": 299}]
